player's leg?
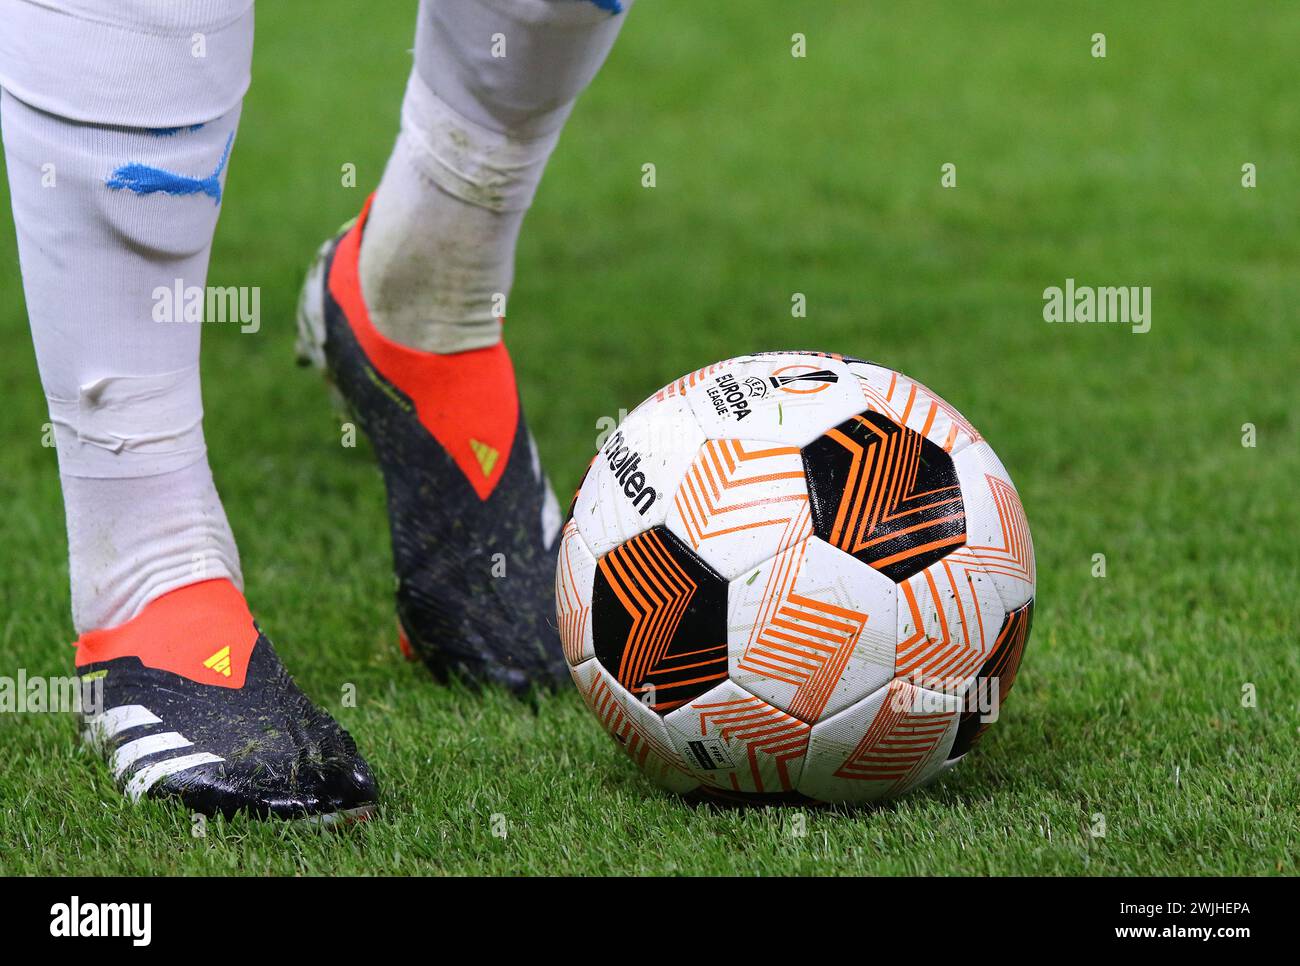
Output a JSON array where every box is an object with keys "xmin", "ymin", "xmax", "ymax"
[
  {"xmin": 0, "ymin": 0, "xmax": 377, "ymax": 819},
  {"xmin": 297, "ymin": 0, "xmax": 634, "ymax": 691}
]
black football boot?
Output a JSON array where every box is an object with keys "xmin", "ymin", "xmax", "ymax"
[
  {"xmin": 296, "ymin": 201, "xmax": 567, "ymax": 694},
  {"xmin": 76, "ymin": 578, "xmax": 378, "ymax": 821}
]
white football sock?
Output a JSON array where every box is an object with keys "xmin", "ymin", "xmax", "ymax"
[
  {"xmin": 359, "ymin": 0, "xmax": 634, "ymax": 353},
  {"xmin": 1, "ymin": 89, "xmax": 244, "ymax": 634}
]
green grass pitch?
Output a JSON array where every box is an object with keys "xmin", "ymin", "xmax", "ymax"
[{"xmin": 1, "ymin": 1, "xmax": 1296, "ymax": 875}]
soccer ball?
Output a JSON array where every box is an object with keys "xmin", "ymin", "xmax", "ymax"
[{"xmin": 557, "ymin": 352, "xmax": 1035, "ymax": 803}]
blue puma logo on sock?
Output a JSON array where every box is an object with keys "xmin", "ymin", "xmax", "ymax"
[
  {"xmin": 105, "ymin": 131, "xmax": 234, "ymax": 204},
  {"xmin": 588, "ymin": 0, "xmax": 624, "ymax": 12}
]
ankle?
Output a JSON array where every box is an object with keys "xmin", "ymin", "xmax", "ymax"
[
  {"xmin": 357, "ymin": 72, "xmax": 542, "ymax": 354},
  {"xmin": 75, "ymin": 578, "xmax": 257, "ymax": 688},
  {"xmin": 62, "ymin": 461, "xmax": 242, "ymax": 634}
]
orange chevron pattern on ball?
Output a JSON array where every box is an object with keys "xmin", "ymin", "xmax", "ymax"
[
  {"xmin": 575, "ymin": 661, "xmax": 692, "ymax": 790},
  {"xmin": 555, "ymin": 522, "xmax": 593, "ymax": 666},
  {"xmin": 592, "ymin": 528, "xmax": 728, "ymax": 713},
  {"xmin": 896, "ymin": 557, "xmax": 997, "ymax": 690},
  {"xmin": 854, "ymin": 368, "xmax": 984, "ymax": 454},
  {"xmin": 832, "ymin": 680, "xmax": 955, "ymax": 791},
  {"xmin": 690, "ymin": 693, "xmax": 811, "ymax": 793},
  {"xmin": 654, "ymin": 360, "xmax": 732, "ymax": 403},
  {"xmin": 673, "ymin": 439, "xmax": 810, "ymax": 549},
  {"xmin": 737, "ymin": 538, "xmax": 869, "ymax": 724},
  {"xmin": 948, "ymin": 600, "xmax": 1035, "ymax": 759},
  {"xmin": 948, "ymin": 474, "xmax": 1035, "ymax": 585},
  {"xmin": 984, "ymin": 602, "xmax": 1032, "ymax": 698},
  {"xmin": 817, "ymin": 412, "xmax": 966, "ymax": 581},
  {"xmin": 599, "ymin": 531, "xmax": 693, "ymax": 688}
]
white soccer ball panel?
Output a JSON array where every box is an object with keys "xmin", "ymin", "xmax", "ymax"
[
  {"xmin": 570, "ymin": 658, "xmax": 699, "ymax": 794},
  {"xmin": 950, "ymin": 441, "xmax": 1036, "ymax": 611},
  {"xmin": 628, "ymin": 358, "xmax": 741, "ymax": 419},
  {"xmin": 555, "ymin": 521, "xmax": 597, "ymax": 666},
  {"xmin": 677, "ymin": 353, "xmax": 868, "ymax": 446},
  {"xmin": 728, "ymin": 536, "xmax": 896, "ymax": 724},
  {"xmin": 846, "ymin": 360, "xmax": 985, "ymax": 456},
  {"xmin": 797, "ymin": 679, "xmax": 961, "ymax": 803},
  {"xmin": 664, "ymin": 437, "xmax": 813, "ymax": 581},
  {"xmin": 894, "ymin": 554, "xmax": 1007, "ymax": 696},
  {"xmin": 663, "ymin": 679, "xmax": 811, "ymax": 795},
  {"xmin": 573, "ymin": 392, "xmax": 705, "ymax": 557}
]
